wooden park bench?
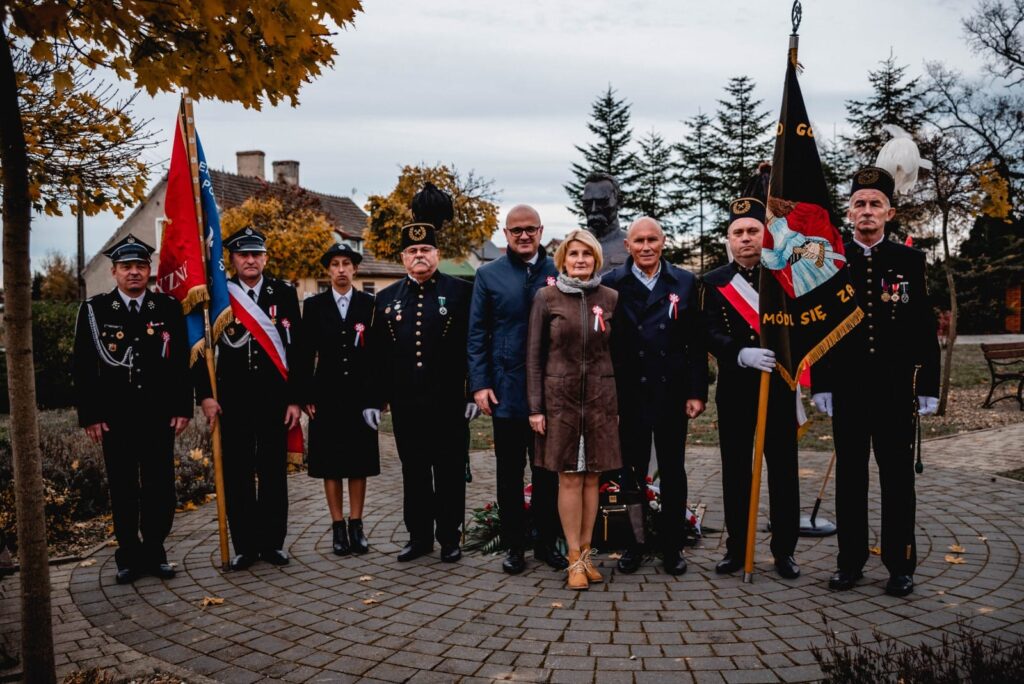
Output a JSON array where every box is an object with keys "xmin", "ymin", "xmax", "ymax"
[{"xmin": 981, "ymin": 342, "xmax": 1024, "ymax": 410}]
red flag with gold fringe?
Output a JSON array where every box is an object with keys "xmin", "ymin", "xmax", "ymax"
[{"xmin": 157, "ymin": 110, "xmax": 209, "ymax": 313}]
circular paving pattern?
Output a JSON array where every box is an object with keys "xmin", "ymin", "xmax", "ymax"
[{"xmin": 64, "ymin": 434, "xmax": 1024, "ymax": 683}]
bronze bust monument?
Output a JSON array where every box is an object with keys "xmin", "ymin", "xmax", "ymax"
[{"xmin": 581, "ymin": 172, "xmax": 628, "ymax": 273}]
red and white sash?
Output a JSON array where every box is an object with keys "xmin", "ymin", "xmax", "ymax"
[
  {"xmin": 227, "ymin": 281, "xmax": 289, "ymax": 380},
  {"xmin": 717, "ymin": 273, "xmax": 760, "ymax": 333}
]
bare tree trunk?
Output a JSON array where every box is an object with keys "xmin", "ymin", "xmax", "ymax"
[
  {"xmin": 938, "ymin": 209, "xmax": 957, "ymax": 416},
  {"xmin": 77, "ymin": 186, "xmax": 86, "ymax": 301},
  {"xmin": 0, "ymin": 20, "xmax": 57, "ymax": 684}
]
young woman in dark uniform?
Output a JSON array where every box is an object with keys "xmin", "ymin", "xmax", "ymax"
[{"xmin": 301, "ymin": 244, "xmax": 380, "ymax": 555}]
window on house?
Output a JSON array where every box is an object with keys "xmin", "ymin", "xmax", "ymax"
[
  {"xmin": 155, "ymin": 217, "xmax": 167, "ymax": 250},
  {"xmin": 317, "ymin": 281, "xmax": 330, "ymax": 293},
  {"xmin": 362, "ymin": 281, "xmax": 376, "ymax": 294}
]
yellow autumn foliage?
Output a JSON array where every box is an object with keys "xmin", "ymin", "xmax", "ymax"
[
  {"xmin": 11, "ymin": 46, "xmax": 154, "ymax": 218},
  {"xmin": 364, "ymin": 164, "xmax": 499, "ymax": 263},
  {"xmin": 220, "ymin": 196, "xmax": 337, "ymax": 282},
  {"xmin": 7, "ymin": 1, "xmax": 363, "ymax": 109},
  {"xmin": 974, "ymin": 161, "xmax": 1012, "ymax": 221}
]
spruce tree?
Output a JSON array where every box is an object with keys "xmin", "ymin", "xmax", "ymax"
[
  {"xmin": 843, "ymin": 52, "xmax": 932, "ymax": 238},
  {"xmin": 712, "ymin": 76, "xmax": 774, "ymax": 202},
  {"xmin": 819, "ymin": 134, "xmax": 855, "ymax": 231},
  {"xmin": 674, "ymin": 111, "xmax": 721, "ymax": 271},
  {"xmin": 692, "ymin": 76, "xmax": 773, "ymax": 269},
  {"xmin": 565, "ymin": 85, "xmax": 639, "ymax": 221},
  {"xmin": 843, "ymin": 52, "xmax": 929, "ymax": 168},
  {"xmin": 631, "ymin": 129, "xmax": 678, "ymax": 231}
]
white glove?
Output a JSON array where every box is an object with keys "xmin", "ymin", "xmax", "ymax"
[
  {"xmin": 918, "ymin": 396, "xmax": 939, "ymax": 416},
  {"xmin": 465, "ymin": 403, "xmax": 481, "ymax": 421},
  {"xmin": 737, "ymin": 347, "xmax": 776, "ymax": 373},
  {"xmin": 811, "ymin": 392, "xmax": 833, "ymax": 417},
  {"xmin": 362, "ymin": 408, "xmax": 381, "ymax": 431}
]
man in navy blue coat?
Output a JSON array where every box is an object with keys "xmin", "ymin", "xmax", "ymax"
[
  {"xmin": 468, "ymin": 205, "xmax": 567, "ymax": 574},
  {"xmin": 605, "ymin": 217, "xmax": 709, "ymax": 575}
]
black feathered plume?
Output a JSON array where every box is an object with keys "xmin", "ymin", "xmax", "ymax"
[
  {"xmin": 411, "ymin": 182, "xmax": 454, "ymax": 230},
  {"xmin": 744, "ymin": 162, "xmax": 772, "ymax": 203}
]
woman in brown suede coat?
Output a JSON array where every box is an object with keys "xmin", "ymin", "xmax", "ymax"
[{"xmin": 527, "ymin": 229, "xmax": 621, "ymax": 590}]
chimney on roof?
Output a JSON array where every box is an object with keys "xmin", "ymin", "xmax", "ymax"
[
  {"xmin": 236, "ymin": 150, "xmax": 265, "ymax": 180},
  {"xmin": 273, "ymin": 160, "xmax": 300, "ymax": 186}
]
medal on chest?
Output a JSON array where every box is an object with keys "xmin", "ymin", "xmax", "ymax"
[
  {"xmin": 269, "ymin": 304, "xmax": 278, "ymax": 325},
  {"xmin": 161, "ymin": 331, "xmax": 171, "ymax": 358},
  {"xmin": 668, "ymin": 293, "xmax": 680, "ymax": 320},
  {"xmin": 592, "ymin": 305, "xmax": 606, "ymax": 332},
  {"xmin": 438, "ymin": 296, "xmax": 448, "ymax": 316},
  {"xmin": 282, "ymin": 318, "xmax": 292, "ymax": 344},
  {"xmin": 354, "ymin": 322, "xmax": 365, "ymax": 347}
]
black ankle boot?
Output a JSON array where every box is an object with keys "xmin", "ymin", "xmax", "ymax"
[
  {"xmin": 332, "ymin": 520, "xmax": 350, "ymax": 556},
  {"xmin": 348, "ymin": 518, "xmax": 369, "ymax": 555}
]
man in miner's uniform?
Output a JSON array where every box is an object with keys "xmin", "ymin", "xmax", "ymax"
[
  {"xmin": 72, "ymin": 234, "xmax": 193, "ymax": 585},
  {"xmin": 363, "ymin": 183, "xmax": 476, "ymax": 564},
  {"xmin": 701, "ymin": 196, "xmax": 802, "ymax": 580},
  {"xmin": 811, "ymin": 166, "xmax": 939, "ymax": 597}
]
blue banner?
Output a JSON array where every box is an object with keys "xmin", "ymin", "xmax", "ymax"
[{"xmin": 186, "ymin": 135, "xmax": 233, "ymax": 364}]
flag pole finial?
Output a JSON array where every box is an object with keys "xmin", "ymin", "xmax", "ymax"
[{"xmin": 789, "ymin": 0, "xmax": 802, "ymax": 65}]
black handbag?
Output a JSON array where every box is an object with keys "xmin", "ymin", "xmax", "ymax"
[{"xmin": 591, "ymin": 488, "xmax": 645, "ymax": 550}]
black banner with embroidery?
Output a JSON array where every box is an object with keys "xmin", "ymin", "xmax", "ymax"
[{"xmin": 759, "ymin": 49, "xmax": 863, "ymax": 389}]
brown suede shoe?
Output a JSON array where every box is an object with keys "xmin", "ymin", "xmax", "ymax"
[
  {"xmin": 566, "ymin": 549, "xmax": 589, "ymax": 591},
  {"xmin": 580, "ymin": 544, "xmax": 603, "ymax": 583}
]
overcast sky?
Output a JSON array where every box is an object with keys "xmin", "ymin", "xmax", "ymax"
[{"xmin": 26, "ymin": 0, "xmax": 984, "ymax": 268}]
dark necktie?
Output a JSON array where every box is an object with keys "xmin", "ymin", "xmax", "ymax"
[
  {"xmin": 247, "ymin": 288, "xmax": 257, "ymax": 301},
  {"xmin": 129, "ymin": 300, "xmax": 139, "ymax": 314}
]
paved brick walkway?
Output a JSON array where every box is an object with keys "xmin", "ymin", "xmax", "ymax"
[{"xmin": 3, "ymin": 425, "xmax": 1023, "ymax": 683}]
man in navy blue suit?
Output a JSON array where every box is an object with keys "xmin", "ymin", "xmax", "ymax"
[
  {"xmin": 605, "ymin": 217, "xmax": 708, "ymax": 575},
  {"xmin": 468, "ymin": 205, "xmax": 568, "ymax": 574}
]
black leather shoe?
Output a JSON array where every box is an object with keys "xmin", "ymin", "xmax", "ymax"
[
  {"xmin": 885, "ymin": 574, "xmax": 914, "ymax": 597},
  {"xmin": 348, "ymin": 518, "xmax": 369, "ymax": 555},
  {"xmin": 828, "ymin": 569, "xmax": 863, "ymax": 591},
  {"xmin": 534, "ymin": 543, "xmax": 569, "ymax": 570},
  {"xmin": 332, "ymin": 521, "xmax": 350, "ymax": 556},
  {"xmin": 397, "ymin": 541, "xmax": 433, "ymax": 562},
  {"xmin": 440, "ymin": 545, "xmax": 462, "ymax": 563},
  {"xmin": 115, "ymin": 567, "xmax": 138, "ymax": 585},
  {"xmin": 774, "ymin": 556, "xmax": 800, "ymax": 579},
  {"xmin": 262, "ymin": 549, "xmax": 290, "ymax": 566},
  {"xmin": 152, "ymin": 562, "xmax": 176, "ymax": 580},
  {"xmin": 715, "ymin": 555, "xmax": 743, "ymax": 575},
  {"xmin": 229, "ymin": 553, "xmax": 258, "ymax": 571},
  {"xmin": 502, "ymin": 548, "xmax": 526, "ymax": 575},
  {"xmin": 663, "ymin": 550, "xmax": 688, "ymax": 576},
  {"xmin": 617, "ymin": 547, "xmax": 642, "ymax": 574}
]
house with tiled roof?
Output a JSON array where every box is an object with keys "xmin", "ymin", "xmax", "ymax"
[{"xmin": 82, "ymin": 151, "xmax": 406, "ymax": 299}]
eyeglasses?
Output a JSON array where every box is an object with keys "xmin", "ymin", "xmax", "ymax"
[{"xmin": 506, "ymin": 226, "xmax": 541, "ymax": 236}]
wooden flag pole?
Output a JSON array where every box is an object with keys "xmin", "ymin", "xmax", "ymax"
[
  {"xmin": 743, "ymin": 371, "xmax": 771, "ymax": 582},
  {"xmin": 181, "ymin": 91, "xmax": 231, "ymax": 569}
]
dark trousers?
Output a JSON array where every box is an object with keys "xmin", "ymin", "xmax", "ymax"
[
  {"xmin": 220, "ymin": 399, "xmax": 289, "ymax": 555},
  {"xmin": 102, "ymin": 414, "xmax": 176, "ymax": 570},
  {"xmin": 392, "ymin": 405, "xmax": 467, "ymax": 547},
  {"xmin": 717, "ymin": 375, "xmax": 799, "ymax": 561},
  {"xmin": 492, "ymin": 417, "xmax": 560, "ymax": 550},
  {"xmin": 833, "ymin": 370, "xmax": 917, "ymax": 576},
  {"xmin": 619, "ymin": 410, "xmax": 689, "ymax": 553}
]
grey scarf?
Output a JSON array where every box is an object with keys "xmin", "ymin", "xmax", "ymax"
[{"xmin": 556, "ymin": 272, "xmax": 602, "ymax": 294}]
